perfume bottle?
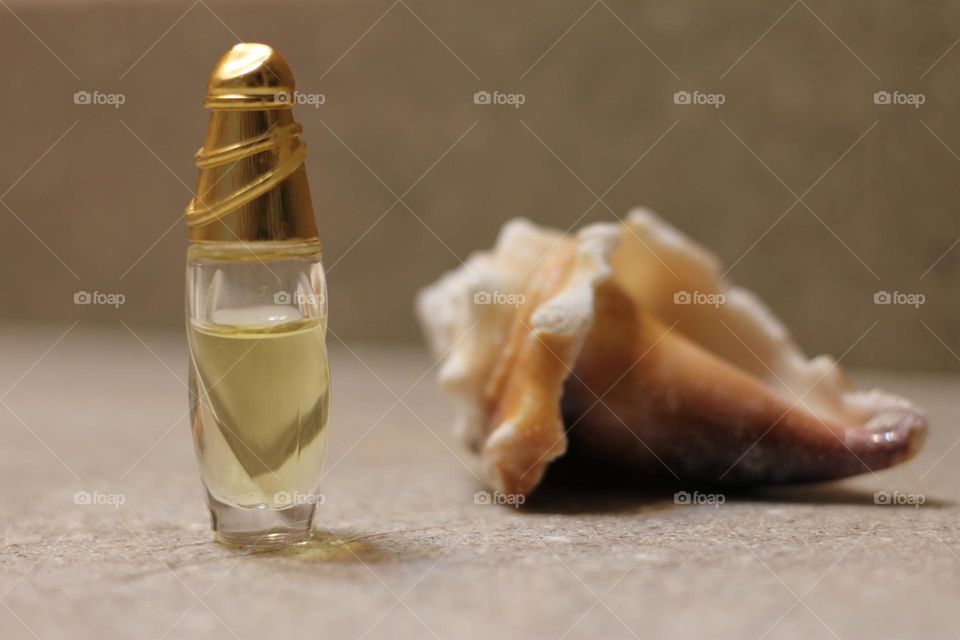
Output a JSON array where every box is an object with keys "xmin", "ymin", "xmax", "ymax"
[{"xmin": 184, "ymin": 43, "xmax": 330, "ymax": 546}]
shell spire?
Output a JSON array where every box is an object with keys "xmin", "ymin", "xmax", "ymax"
[{"xmin": 185, "ymin": 43, "xmax": 318, "ymax": 243}]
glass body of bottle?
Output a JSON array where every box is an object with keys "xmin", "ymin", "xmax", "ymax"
[{"xmin": 186, "ymin": 241, "xmax": 330, "ymax": 546}]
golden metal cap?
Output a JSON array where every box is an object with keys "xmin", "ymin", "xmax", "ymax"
[{"xmin": 185, "ymin": 43, "xmax": 318, "ymax": 243}]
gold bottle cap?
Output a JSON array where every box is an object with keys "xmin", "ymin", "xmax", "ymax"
[{"xmin": 185, "ymin": 43, "xmax": 318, "ymax": 243}]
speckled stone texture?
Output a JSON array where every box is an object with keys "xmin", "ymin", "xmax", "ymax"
[{"xmin": 0, "ymin": 325, "xmax": 957, "ymax": 639}]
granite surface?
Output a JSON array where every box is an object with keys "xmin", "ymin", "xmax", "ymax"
[{"xmin": 0, "ymin": 324, "xmax": 958, "ymax": 639}]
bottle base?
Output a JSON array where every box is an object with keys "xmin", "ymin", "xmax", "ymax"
[{"xmin": 207, "ymin": 492, "xmax": 315, "ymax": 548}]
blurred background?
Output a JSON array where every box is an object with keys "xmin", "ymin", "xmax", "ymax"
[{"xmin": 2, "ymin": 0, "xmax": 959, "ymax": 369}]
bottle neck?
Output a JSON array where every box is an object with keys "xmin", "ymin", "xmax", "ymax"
[{"xmin": 187, "ymin": 240, "xmax": 321, "ymax": 262}]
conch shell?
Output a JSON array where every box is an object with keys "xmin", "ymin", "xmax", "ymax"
[{"xmin": 417, "ymin": 209, "xmax": 926, "ymax": 497}]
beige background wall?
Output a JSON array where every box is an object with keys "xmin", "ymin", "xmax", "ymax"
[{"xmin": 1, "ymin": 0, "xmax": 959, "ymax": 369}]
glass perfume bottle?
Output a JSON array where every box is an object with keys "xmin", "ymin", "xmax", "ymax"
[{"xmin": 184, "ymin": 43, "xmax": 330, "ymax": 546}]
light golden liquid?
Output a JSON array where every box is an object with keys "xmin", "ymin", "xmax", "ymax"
[{"xmin": 188, "ymin": 316, "xmax": 329, "ymax": 509}]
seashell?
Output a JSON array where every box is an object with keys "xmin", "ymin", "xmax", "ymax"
[{"xmin": 416, "ymin": 209, "xmax": 926, "ymax": 497}]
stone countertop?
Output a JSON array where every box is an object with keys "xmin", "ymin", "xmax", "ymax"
[{"xmin": 0, "ymin": 324, "xmax": 957, "ymax": 639}]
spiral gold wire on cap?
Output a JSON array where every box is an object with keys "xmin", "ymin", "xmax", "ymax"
[{"xmin": 185, "ymin": 43, "xmax": 319, "ymax": 243}]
